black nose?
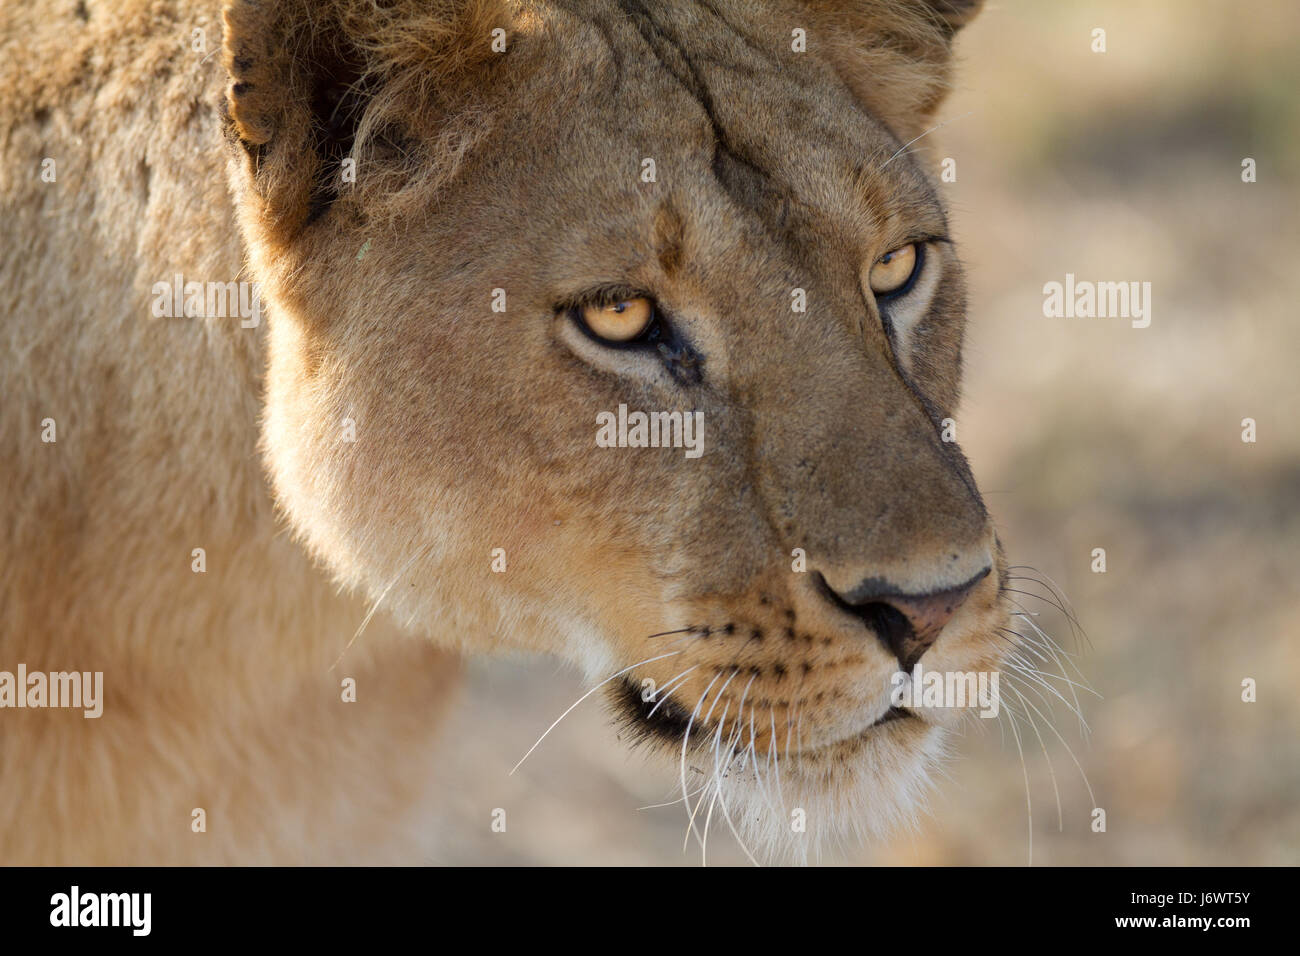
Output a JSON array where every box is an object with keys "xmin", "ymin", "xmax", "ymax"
[{"xmin": 816, "ymin": 567, "xmax": 990, "ymax": 669}]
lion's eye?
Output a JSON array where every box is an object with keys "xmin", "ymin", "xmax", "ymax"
[
  {"xmin": 868, "ymin": 243, "xmax": 920, "ymax": 297},
  {"xmin": 580, "ymin": 297, "xmax": 655, "ymax": 343}
]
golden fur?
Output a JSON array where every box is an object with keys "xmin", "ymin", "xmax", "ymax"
[{"xmin": 1, "ymin": 0, "xmax": 1002, "ymax": 863}]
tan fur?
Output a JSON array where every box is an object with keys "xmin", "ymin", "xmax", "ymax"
[{"xmin": 2, "ymin": 0, "xmax": 1001, "ymax": 863}]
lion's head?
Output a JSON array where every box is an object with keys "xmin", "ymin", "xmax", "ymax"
[{"xmin": 221, "ymin": 0, "xmax": 1005, "ymax": 858}]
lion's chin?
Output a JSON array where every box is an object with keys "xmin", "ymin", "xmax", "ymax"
[
  {"xmin": 613, "ymin": 676, "xmax": 949, "ymax": 863},
  {"xmin": 712, "ymin": 718, "xmax": 947, "ymax": 864}
]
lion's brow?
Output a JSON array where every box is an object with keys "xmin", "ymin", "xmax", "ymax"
[{"xmin": 653, "ymin": 202, "xmax": 686, "ymax": 277}]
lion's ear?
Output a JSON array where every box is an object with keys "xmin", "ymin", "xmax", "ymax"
[
  {"xmin": 221, "ymin": 0, "xmax": 510, "ymax": 243},
  {"xmin": 800, "ymin": 0, "xmax": 983, "ymax": 143},
  {"xmin": 221, "ymin": 0, "xmax": 367, "ymax": 240}
]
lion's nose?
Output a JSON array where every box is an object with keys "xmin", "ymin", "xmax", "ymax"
[{"xmin": 817, "ymin": 567, "xmax": 990, "ymax": 669}]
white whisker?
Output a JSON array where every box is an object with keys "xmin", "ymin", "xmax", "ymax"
[
  {"xmin": 509, "ymin": 650, "xmax": 682, "ymax": 775},
  {"xmin": 329, "ymin": 542, "xmax": 430, "ymax": 672},
  {"xmin": 679, "ymin": 671, "xmax": 722, "ymax": 853},
  {"xmin": 880, "ymin": 110, "xmax": 973, "ymax": 168}
]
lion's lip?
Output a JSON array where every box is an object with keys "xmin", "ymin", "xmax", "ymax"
[
  {"xmin": 871, "ymin": 706, "xmax": 914, "ymax": 727},
  {"xmin": 775, "ymin": 706, "xmax": 920, "ymax": 762},
  {"xmin": 613, "ymin": 676, "xmax": 920, "ymax": 754},
  {"xmin": 800, "ymin": 706, "xmax": 920, "ymax": 756}
]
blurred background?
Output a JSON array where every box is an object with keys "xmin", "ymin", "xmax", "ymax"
[{"xmin": 425, "ymin": 0, "xmax": 1300, "ymax": 864}]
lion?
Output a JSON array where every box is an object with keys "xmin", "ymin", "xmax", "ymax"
[{"xmin": 0, "ymin": 0, "xmax": 1008, "ymax": 864}]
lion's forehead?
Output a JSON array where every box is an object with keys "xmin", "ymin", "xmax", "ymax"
[{"xmin": 513, "ymin": 0, "xmax": 942, "ymax": 234}]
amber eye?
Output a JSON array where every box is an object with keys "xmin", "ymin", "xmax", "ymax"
[
  {"xmin": 580, "ymin": 297, "xmax": 655, "ymax": 343},
  {"xmin": 868, "ymin": 243, "xmax": 920, "ymax": 296}
]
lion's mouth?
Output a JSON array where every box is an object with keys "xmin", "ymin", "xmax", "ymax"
[
  {"xmin": 612, "ymin": 675, "xmax": 700, "ymax": 747},
  {"xmin": 872, "ymin": 705, "xmax": 914, "ymax": 727},
  {"xmin": 611, "ymin": 675, "xmax": 916, "ymax": 753}
]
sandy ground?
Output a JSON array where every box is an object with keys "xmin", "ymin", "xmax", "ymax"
[{"xmin": 419, "ymin": 0, "xmax": 1300, "ymax": 865}]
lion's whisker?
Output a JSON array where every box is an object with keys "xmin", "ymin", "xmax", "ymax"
[
  {"xmin": 1008, "ymin": 608, "xmax": 1097, "ymax": 735},
  {"xmin": 1004, "ymin": 654, "xmax": 1094, "ymax": 729},
  {"xmin": 997, "ymin": 690, "xmax": 1034, "ymax": 866},
  {"xmin": 1006, "ymin": 675, "xmax": 1097, "ymax": 808},
  {"xmin": 1003, "ymin": 647, "xmax": 1097, "ymax": 712},
  {"xmin": 646, "ymin": 626, "xmax": 698, "ymax": 640},
  {"xmin": 711, "ymin": 702, "xmax": 762, "ymax": 867},
  {"xmin": 329, "ymin": 541, "xmax": 431, "ymax": 673},
  {"xmin": 701, "ymin": 783, "xmax": 721, "ymax": 868},
  {"xmin": 769, "ymin": 709, "xmax": 786, "ymax": 812},
  {"xmin": 645, "ymin": 664, "xmax": 700, "ymax": 719},
  {"xmin": 880, "ymin": 110, "xmax": 973, "ymax": 168},
  {"xmin": 684, "ymin": 669, "xmax": 739, "ymax": 852},
  {"xmin": 1005, "ymin": 566, "xmax": 1088, "ymax": 646},
  {"xmin": 637, "ymin": 780, "xmax": 709, "ymax": 811},
  {"xmin": 509, "ymin": 649, "xmax": 682, "ymax": 775},
  {"xmin": 1001, "ymin": 587, "xmax": 1081, "ymax": 632},
  {"xmin": 1005, "ymin": 683, "xmax": 1062, "ymax": 832},
  {"xmin": 680, "ymin": 672, "xmax": 722, "ymax": 853}
]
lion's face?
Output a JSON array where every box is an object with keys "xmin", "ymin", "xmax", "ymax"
[{"xmin": 223, "ymin": 0, "xmax": 1003, "ymax": 855}]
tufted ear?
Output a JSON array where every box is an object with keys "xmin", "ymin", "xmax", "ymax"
[
  {"xmin": 220, "ymin": 0, "xmax": 513, "ymax": 244},
  {"xmin": 799, "ymin": 0, "xmax": 983, "ymax": 143}
]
